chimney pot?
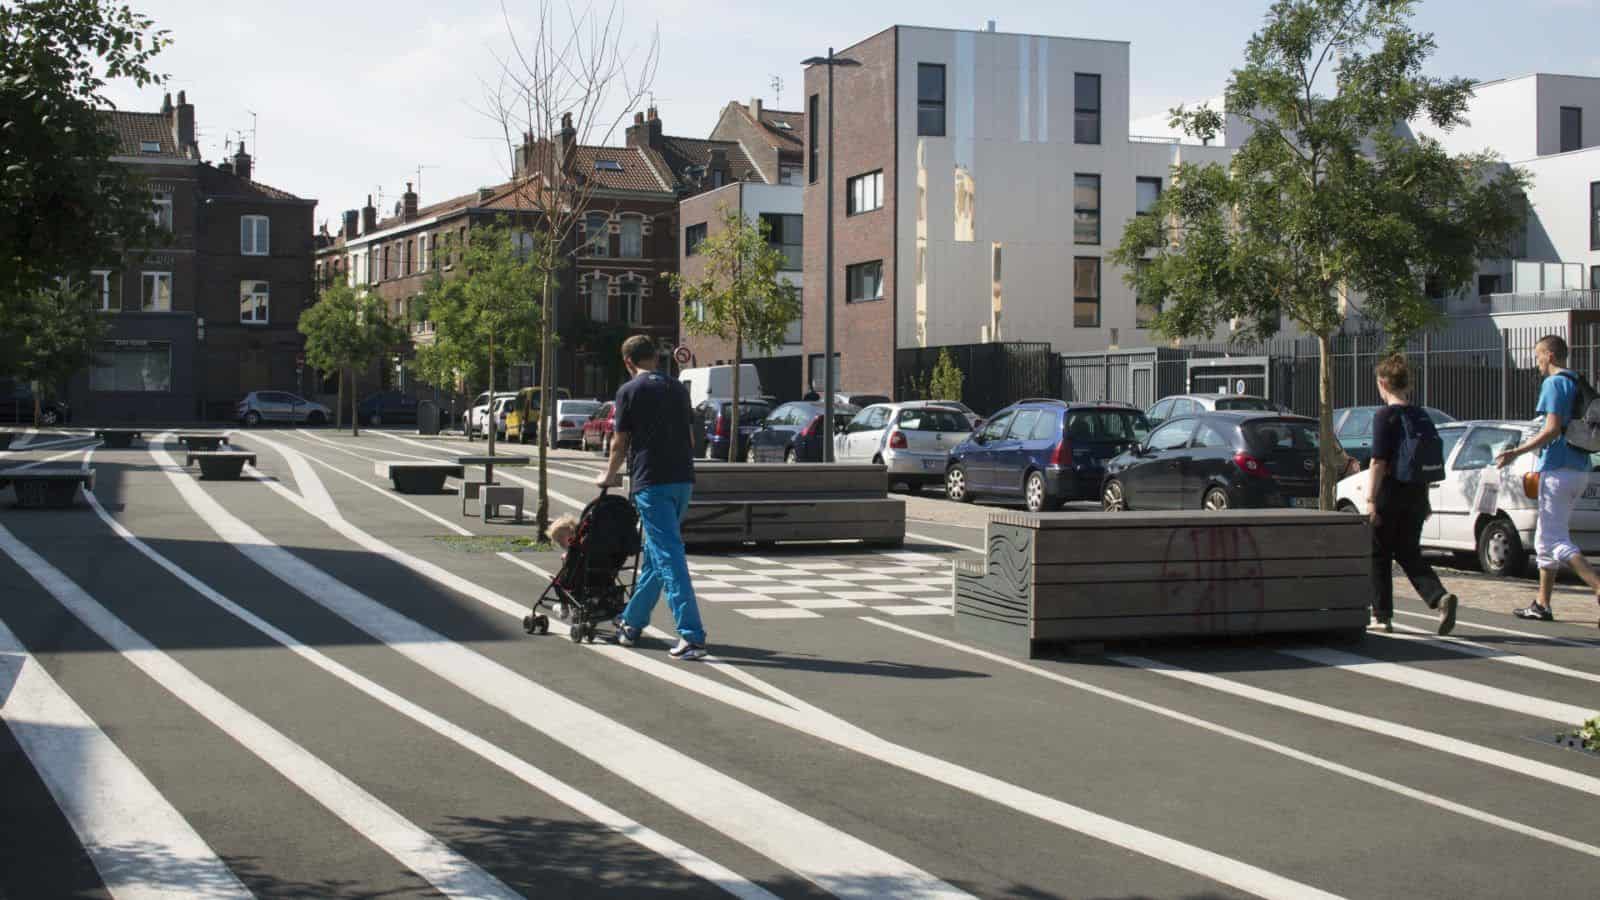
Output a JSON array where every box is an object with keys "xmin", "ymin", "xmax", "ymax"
[
  {"xmin": 646, "ymin": 106, "xmax": 657, "ymax": 121},
  {"xmin": 634, "ymin": 112, "xmax": 644, "ymax": 125},
  {"xmin": 402, "ymin": 182, "xmax": 419, "ymax": 221},
  {"xmin": 361, "ymin": 195, "xmax": 377, "ymax": 234},
  {"xmin": 161, "ymin": 92, "xmax": 173, "ymax": 114},
  {"xmin": 750, "ymin": 98, "xmax": 762, "ymax": 118},
  {"xmin": 177, "ymin": 89, "xmax": 186, "ymax": 105}
]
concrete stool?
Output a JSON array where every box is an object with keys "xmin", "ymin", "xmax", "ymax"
[
  {"xmin": 480, "ymin": 485, "xmax": 525, "ymax": 523},
  {"xmin": 461, "ymin": 479, "xmax": 500, "ymax": 516}
]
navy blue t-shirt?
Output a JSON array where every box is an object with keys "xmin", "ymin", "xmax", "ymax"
[{"xmin": 613, "ymin": 370, "xmax": 695, "ymax": 489}]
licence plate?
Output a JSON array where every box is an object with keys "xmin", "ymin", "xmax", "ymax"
[
  {"xmin": 1584, "ymin": 486, "xmax": 1600, "ymax": 500},
  {"xmin": 923, "ymin": 459, "xmax": 940, "ymax": 471},
  {"xmin": 1291, "ymin": 497, "xmax": 1319, "ymax": 509}
]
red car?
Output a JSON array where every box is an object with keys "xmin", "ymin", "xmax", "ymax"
[{"xmin": 580, "ymin": 402, "xmax": 616, "ymax": 454}]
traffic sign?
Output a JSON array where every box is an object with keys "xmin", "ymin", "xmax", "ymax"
[{"xmin": 673, "ymin": 345, "xmax": 692, "ymax": 365}]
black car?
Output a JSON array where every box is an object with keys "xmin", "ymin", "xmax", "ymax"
[
  {"xmin": 694, "ymin": 397, "xmax": 772, "ymax": 461},
  {"xmin": 0, "ymin": 381, "xmax": 70, "ymax": 426},
  {"xmin": 748, "ymin": 400, "xmax": 860, "ymax": 463},
  {"xmin": 1101, "ymin": 411, "xmax": 1321, "ymax": 511},
  {"xmin": 357, "ymin": 391, "xmax": 418, "ymax": 426}
]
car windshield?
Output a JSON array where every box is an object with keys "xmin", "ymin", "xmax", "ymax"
[
  {"xmin": 1215, "ymin": 396, "xmax": 1273, "ymax": 411},
  {"xmin": 1243, "ymin": 420, "xmax": 1319, "ymax": 452},
  {"xmin": 897, "ymin": 409, "xmax": 971, "ymax": 432},
  {"xmin": 721, "ymin": 401, "xmax": 771, "ymax": 420},
  {"xmin": 562, "ymin": 401, "xmax": 600, "ymax": 417}
]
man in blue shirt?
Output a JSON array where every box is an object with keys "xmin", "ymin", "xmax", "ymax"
[
  {"xmin": 597, "ymin": 334, "xmax": 707, "ymax": 659},
  {"xmin": 1495, "ymin": 334, "xmax": 1600, "ymax": 622}
]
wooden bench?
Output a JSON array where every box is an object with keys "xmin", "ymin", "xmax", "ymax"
[
  {"xmin": 94, "ymin": 428, "xmax": 143, "ymax": 449},
  {"xmin": 177, "ymin": 433, "xmax": 230, "ymax": 452},
  {"xmin": 682, "ymin": 463, "xmax": 906, "ymax": 547},
  {"xmin": 479, "ymin": 485, "xmax": 525, "ymax": 523},
  {"xmin": 954, "ymin": 509, "xmax": 1372, "ymax": 658},
  {"xmin": 0, "ymin": 468, "xmax": 95, "ymax": 509},
  {"xmin": 186, "ymin": 451, "xmax": 256, "ymax": 480},
  {"xmin": 374, "ymin": 461, "xmax": 464, "ymax": 494}
]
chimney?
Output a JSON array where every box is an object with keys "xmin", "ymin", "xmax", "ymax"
[
  {"xmin": 231, "ymin": 141, "xmax": 251, "ymax": 181},
  {"xmin": 476, "ymin": 187, "xmax": 496, "ymax": 203},
  {"xmin": 626, "ymin": 110, "xmax": 649, "ymax": 148},
  {"xmin": 985, "ymin": 19, "xmax": 996, "ymax": 32},
  {"xmin": 171, "ymin": 90, "xmax": 196, "ymax": 159},
  {"xmin": 557, "ymin": 112, "xmax": 578, "ymax": 170},
  {"xmin": 361, "ymin": 194, "xmax": 377, "ymax": 234},
  {"xmin": 708, "ymin": 147, "xmax": 729, "ymax": 187},
  {"xmin": 402, "ymin": 181, "xmax": 418, "ymax": 221},
  {"xmin": 218, "ymin": 160, "xmax": 234, "ymax": 176},
  {"xmin": 342, "ymin": 209, "xmax": 359, "ymax": 239},
  {"xmin": 161, "ymin": 92, "xmax": 173, "ymax": 115},
  {"xmin": 750, "ymin": 97, "xmax": 763, "ymax": 119},
  {"xmin": 645, "ymin": 106, "xmax": 663, "ymax": 147}
]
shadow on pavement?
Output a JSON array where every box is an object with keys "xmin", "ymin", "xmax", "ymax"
[{"xmin": 708, "ymin": 643, "xmax": 986, "ymax": 681}]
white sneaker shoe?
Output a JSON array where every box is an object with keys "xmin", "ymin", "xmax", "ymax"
[{"xmin": 669, "ymin": 639, "xmax": 708, "ymax": 661}]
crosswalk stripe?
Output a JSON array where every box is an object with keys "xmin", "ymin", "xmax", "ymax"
[
  {"xmin": 0, "ymin": 523, "xmax": 519, "ymax": 900},
  {"xmin": 1114, "ymin": 654, "xmax": 1600, "ymax": 799},
  {"xmin": 868, "ymin": 606, "xmax": 951, "ymax": 617},
  {"xmin": 0, "ymin": 617, "xmax": 253, "ymax": 899},
  {"xmin": 1393, "ymin": 610, "xmax": 1600, "ymax": 649},
  {"xmin": 1279, "ymin": 648, "xmax": 1598, "ymax": 725},
  {"xmin": 1383, "ymin": 626, "xmax": 1600, "ymax": 685}
]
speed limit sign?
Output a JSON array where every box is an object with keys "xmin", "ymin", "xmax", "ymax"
[{"xmin": 673, "ymin": 345, "xmax": 693, "ymax": 365}]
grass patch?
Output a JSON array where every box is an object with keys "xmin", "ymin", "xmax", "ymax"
[
  {"xmin": 1558, "ymin": 716, "xmax": 1600, "ymax": 754},
  {"xmin": 432, "ymin": 535, "xmax": 551, "ymax": 554}
]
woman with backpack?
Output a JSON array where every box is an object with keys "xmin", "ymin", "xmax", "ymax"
[{"xmin": 1367, "ymin": 354, "xmax": 1458, "ymax": 634}]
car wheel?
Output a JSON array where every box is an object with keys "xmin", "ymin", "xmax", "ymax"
[
  {"xmin": 306, "ymin": 411, "xmax": 326, "ymax": 426},
  {"xmin": 1477, "ymin": 518, "xmax": 1526, "ymax": 578},
  {"xmin": 784, "ymin": 447, "xmax": 798, "ymax": 464},
  {"xmin": 1102, "ymin": 478, "xmax": 1127, "ymax": 512},
  {"xmin": 1024, "ymin": 471, "xmax": 1050, "ymax": 513},
  {"xmin": 946, "ymin": 465, "xmax": 972, "ymax": 503},
  {"xmin": 39, "ymin": 408, "xmax": 59, "ymax": 427},
  {"xmin": 1203, "ymin": 486, "xmax": 1231, "ymax": 511},
  {"xmin": 244, "ymin": 411, "xmax": 261, "ymax": 428},
  {"xmin": 1336, "ymin": 500, "xmax": 1359, "ymax": 514}
]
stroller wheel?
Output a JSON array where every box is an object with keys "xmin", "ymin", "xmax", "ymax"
[
  {"xmin": 533, "ymin": 615, "xmax": 550, "ymax": 635},
  {"xmin": 568, "ymin": 623, "xmax": 585, "ymax": 644},
  {"xmin": 522, "ymin": 614, "xmax": 535, "ymax": 635},
  {"xmin": 585, "ymin": 625, "xmax": 598, "ymax": 643}
]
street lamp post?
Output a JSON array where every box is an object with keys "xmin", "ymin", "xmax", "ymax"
[{"xmin": 802, "ymin": 48, "xmax": 859, "ymax": 462}]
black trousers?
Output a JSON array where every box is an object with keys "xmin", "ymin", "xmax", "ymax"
[{"xmin": 1371, "ymin": 485, "xmax": 1447, "ymax": 619}]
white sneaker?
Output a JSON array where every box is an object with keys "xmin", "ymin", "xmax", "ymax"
[{"xmin": 669, "ymin": 639, "xmax": 708, "ymax": 661}]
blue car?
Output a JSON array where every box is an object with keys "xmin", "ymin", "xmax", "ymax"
[
  {"xmin": 748, "ymin": 400, "xmax": 860, "ymax": 463},
  {"xmin": 945, "ymin": 400, "xmax": 1150, "ymax": 512}
]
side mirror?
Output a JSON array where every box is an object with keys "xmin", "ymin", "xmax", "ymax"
[{"xmin": 974, "ymin": 432, "xmax": 988, "ymax": 445}]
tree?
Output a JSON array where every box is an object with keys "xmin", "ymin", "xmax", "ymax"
[
  {"xmin": 0, "ymin": 1, "xmax": 169, "ymax": 331},
  {"xmin": 3, "ymin": 281, "xmax": 107, "ymax": 420},
  {"xmin": 411, "ymin": 272, "xmax": 483, "ymax": 428},
  {"xmin": 669, "ymin": 205, "xmax": 801, "ymax": 460},
  {"xmin": 927, "ymin": 349, "xmax": 965, "ymax": 404},
  {"xmin": 298, "ymin": 281, "xmax": 406, "ymax": 437},
  {"xmin": 1112, "ymin": 0, "xmax": 1528, "ymax": 509}
]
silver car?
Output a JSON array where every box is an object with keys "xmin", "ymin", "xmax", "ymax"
[
  {"xmin": 550, "ymin": 399, "xmax": 602, "ymax": 447},
  {"xmin": 237, "ymin": 391, "xmax": 330, "ymax": 426},
  {"xmin": 835, "ymin": 401, "xmax": 975, "ymax": 493}
]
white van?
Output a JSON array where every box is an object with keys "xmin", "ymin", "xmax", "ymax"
[{"xmin": 679, "ymin": 364, "xmax": 764, "ymax": 408}]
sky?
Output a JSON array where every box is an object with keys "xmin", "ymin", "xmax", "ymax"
[{"xmin": 100, "ymin": 0, "xmax": 1598, "ymax": 229}]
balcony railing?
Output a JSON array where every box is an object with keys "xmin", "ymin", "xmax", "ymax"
[{"xmin": 1480, "ymin": 289, "xmax": 1600, "ymax": 314}]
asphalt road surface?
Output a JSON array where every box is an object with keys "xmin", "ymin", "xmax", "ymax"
[{"xmin": 3, "ymin": 427, "xmax": 1599, "ymax": 899}]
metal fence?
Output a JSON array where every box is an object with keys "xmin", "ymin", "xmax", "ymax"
[
  {"xmin": 895, "ymin": 341, "xmax": 1060, "ymax": 416},
  {"xmin": 1061, "ymin": 322, "xmax": 1600, "ymax": 422}
]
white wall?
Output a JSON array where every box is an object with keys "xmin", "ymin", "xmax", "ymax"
[
  {"xmin": 1410, "ymin": 76, "xmax": 1539, "ymax": 161},
  {"xmin": 1519, "ymin": 146, "xmax": 1600, "ymax": 282},
  {"xmin": 1536, "ymin": 74, "xmax": 1600, "ymax": 156},
  {"xmin": 738, "ymin": 182, "xmax": 805, "ymax": 357}
]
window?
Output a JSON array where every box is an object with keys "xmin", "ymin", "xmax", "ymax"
[
  {"xmin": 151, "ymin": 191, "xmax": 173, "ymax": 231},
  {"xmin": 1591, "ymin": 181, "xmax": 1599, "ymax": 251},
  {"xmin": 1074, "ymin": 73, "xmax": 1101, "ymax": 145},
  {"xmin": 1008, "ymin": 410, "xmax": 1042, "ymax": 440},
  {"xmin": 420, "ymin": 234, "xmax": 430, "ymax": 270},
  {"xmin": 512, "ymin": 230, "xmax": 535, "ymax": 260},
  {"xmin": 1073, "ymin": 257, "xmax": 1100, "ymax": 327},
  {"xmin": 917, "ymin": 64, "xmax": 946, "ymax": 136},
  {"xmin": 139, "ymin": 140, "xmax": 161, "ymax": 153},
  {"xmin": 1147, "ymin": 398, "xmax": 1174, "ymax": 427},
  {"xmin": 847, "ymin": 170, "xmax": 883, "ymax": 215},
  {"xmin": 1561, "ymin": 106, "xmax": 1583, "ymax": 154},
  {"xmin": 585, "ymin": 212, "xmax": 609, "ymax": 256},
  {"xmin": 1451, "ymin": 427, "xmax": 1522, "ymax": 471},
  {"xmin": 846, "ymin": 260, "xmax": 883, "ymax": 303},
  {"xmin": 619, "ymin": 280, "xmax": 641, "ymax": 324},
  {"xmin": 807, "ymin": 94, "xmax": 820, "ymax": 184},
  {"xmin": 90, "ymin": 270, "xmax": 114, "ymax": 312},
  {"xmin": 588, "ymin": 277, "xmax": 608, "ymax": 321},
  {"xmin": 980, "ymin": 412, "xmax": 1014, "ymax": 442},
  {"xmin": 1191, "ymin": 423, "xmax": 1230, "ymax": 450},
  {"xmin": 240, "ymin": 215, "xmax": 269, "ymax": 255},
  {"xmin": 620, "ymin": 216, "xmax": 643, "ymax": 258},
  {"xmin": 1074, "ymin": 174, "xmax": 1100, "ymax": 244},
  {"xmin": 239, "ymin": 280, "xmax": 269, "ymax": 324},
  {"xmin": 90, "ymin": 341, "xmax": 171, "ymax": 392},
  {"xmin": 761, "ymin": 213, "xmax": 803, "ymax": 269},
  {"xmin": 1147, "ymin": 419, "xmax": 1197, "ymax": 451},
  {"xmin": 686, "ymin": 222, "xmax": 707, "ymax": 256},
  {"xmin": 779, "ymin": 164, "xmax": 802, "ymax": 185},
  {"xmin": 1136, "ymin": 177, "xmax": 1162, "ymax": 215},
  {"xmin": 141, "ymin": 272, "xmax": 172, "ymax": 311},
  {"xmin": 807, "ymin": 353, "xmax": 841, "ymax": 392},
  {"xmin": 594, "ymin": 159, "xmax": 624, "ymax": 172},
  {"xmin": 1030, "ymin": 412, "xmax": 1060, "ymax": 441},
  {"xmin": 784, "ymin": 288, "xmax": 802, "ymax": 344},
  {"xmin": 1135, "ymin": 259, "xmax": 1158, "ymax": 328}
]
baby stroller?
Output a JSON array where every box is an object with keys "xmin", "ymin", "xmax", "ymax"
[{"xmin": 522, "ymin": 488, "xmax": 641, "ymax": 643}]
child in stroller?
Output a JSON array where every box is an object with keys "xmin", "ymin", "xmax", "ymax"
[{"xmin": 522, "ymin": 489, "xmax": 641, "ymax": 642}]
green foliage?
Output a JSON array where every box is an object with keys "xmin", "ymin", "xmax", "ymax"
[
  {"xmin": 1575, "ymin": 716, "xmax": 1600, "ymax": 753},
  {"xmin": 417, "ymin": 222, "xmax": 549, "ymax": 390},
  {"xmin": 928, "ymin": 349, "xmax": 965, "ymax": 403},
  {"xmin": 671, "ymin": 205, "xmax": 801, "ymax": 357},
  {"xmin": 2, "ymin": 280, "xmax": 107, "ymax": 397},
  {"xmin": 0, "ymin": 1, "xmax": 170, "ymax": 332},
  {"xmin": 299, "ymin": 280, "xmax": 407, "ymax": 433}
]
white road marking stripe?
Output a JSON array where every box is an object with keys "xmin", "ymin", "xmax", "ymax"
[
  {"xmin": 10, "ymin": 427, "xmax": 38, "ymax": 449},
  {"xmin": 374, "ymin": 432, "xmax": 602, "ymax": 492},
  {"xmin": 1393, "ymin": 610, "xmax": 1600, "ymax": 649},
  {"xmin": 689, "ymin": 563, "xmax": 740, "ymax": 572},
  {"xmin": 795, "ymin": 563, "xmax": 851, "ymax": 571},
  {"xmin": 339, "ymin": 430, "xmax": 591, "ymax": 509},
  {"xmin": 819, "ymin": 572, "xmax": 895, "ymax": 583},
  {"xmin": 1383, "ymin": 625, "xmax": 1600, "ymax": 685},
  {"xmin": 0, "ymin": 618, "xmax": 252, "ymax": 899},
  {"xmin": 715, "ymin": 573, "xmax": 780, "ymax": 583},
  {"xmin": 154, "ymin": 439, "xmax": 969, "ymax": 900},
  {"xmin": 737, "ymin": 608, "xmax": 825, "ymax": 620},
  {"xmin": 745, "ymin": 585, "xmax": 820, "ymax": 596},
  {"xmin": 293, "ymin": 429, "xmax": 440, "ymax": 462},
  {"xmin": 867, "ymin": 606, "xmax": 950, "ymax": 617},
  {"xmin": 75, "ymin": 486, "xmax": 776, "ymax": 900},
  {"xmin": 249, "ymin": 434, "xmax": 473, "ymax": 537},
  {"xmin": 827, "ymin": 591, "xmax": 902, "ymax": 601},
  {"xmin": 862, "ymin": 618, "xmax": 1600, "ymax": 861},
  {"xmin": 778, "ymin": 598, "xmax": 863, "ymax": 610},
  {"xmin": 1279, "ymin": 648, "xmax": 1598, "ymax": 725},
  {"xmin": 787, "ymin": 579, "xmax": 858, "ymax": 589},
  {"xmin": 905, "ymin": 532, "xmax": 984, "ymax": 553},
  {"xmin": 1114, "ymin": 654, "xmax": 1600, "ymax": 799},
  {"xmin": 0, "ymin": 522, "xmax": 518, "ymax": 900},
  {"xmin": 241, "ymin": 438, "xmax": 1347, "ymax": 900},
  {"xmin": 2, "ymin": 444, "xmax": 101, "ymax": 473}
]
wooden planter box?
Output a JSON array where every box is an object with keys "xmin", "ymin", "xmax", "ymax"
[
  {"xmin": 955, "ymin": 509, "xmax": 1372, "ymax": 657},
  {"xmin": 683, "ymin": 463, "xmax": 905, "ymax": 547}
]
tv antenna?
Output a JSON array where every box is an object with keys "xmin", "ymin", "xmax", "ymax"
[
  {"xmin": 415, "ymin": 164, "xmax": 438, "ymax": 197},
  {"xmin": 243, "ymin": 109, "xmax": 258, "ymax": 163},
  {"xmin": 770, "ymin": 75, "xmax": 783, "ymax": 108}
]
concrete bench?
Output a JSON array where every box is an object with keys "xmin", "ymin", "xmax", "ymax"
[
  {"xmin": 374, "ymin": 461, "xmax": 464, "ymax": 494},
  {"xmin": 480, "ymin": 485, "xmax": 525, "ymax": 523},
  {"xmin": 1, "ymin": 468, "xmax": 95, "ymax": 509},
  {"xmin": 682, "ymin": 463, "xmax": 906, "ymax": 547},
  {"xmin": 186, "ymin": 451, "xmax": 256, "ymax": 480},
  {"xmin": 177, "ymin": 433, "xmax": 230, "ymax": 452},
  {"xmin": 954, "ymin": 509, "xmax": 1372, "ymax": 658},
  {"xmin": 94, "ymin": 428, "xmax": 143, "ymax": 449}
]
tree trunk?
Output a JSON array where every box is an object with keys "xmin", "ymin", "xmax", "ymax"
[
  {"xmin": 336, "ymin": 370, "xmax": 344, "ymax": 429},
  {"xmin": 350, "ymin": 367, "xmax": 360, "ymax": 437},
  {"xmin": 1317, "ymin": 331, "xmax": 1336, "ymax": 511},
  {"xmin": 730, "ymin": 323, "xmax": 742, "ymax": 464},
  {"xmin": 487, "ymin": 330, "xmax": 497, "ymax": 458},
  {"xmin": 536, "ymin": 271, "xmax": 553, "ymax": 537},
  {"xmin": 32, "ymin": 382, "xmax": 41, "ymax": 427}
]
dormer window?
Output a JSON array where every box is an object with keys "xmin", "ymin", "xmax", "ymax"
[
  {"xmin": 774, "ymin": 121, "xmax": 793, "ymax": 130},
  {"xmin": 595, "ymin": 159, "xmax": 624, "ymax": 172},
  {"xmin": 139, "ymin": 140, "xmax": 161, "ymax": 153}
]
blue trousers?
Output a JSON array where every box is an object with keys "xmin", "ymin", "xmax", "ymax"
[{"xmin": 620, "ymin": 482, "xmax": 705, "ymax": 644}]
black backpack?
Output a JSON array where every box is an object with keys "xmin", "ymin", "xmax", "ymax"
[
  {"xmin": 1556, "ymin": 371, "xmax": 1600, "ymax": 453},
  {"xmin": 1392, "ymin": 406, "xmax": 1445, "ymax": 484}
]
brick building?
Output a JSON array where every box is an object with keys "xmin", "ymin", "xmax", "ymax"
[{"xmin": 71, "ymin": 93, "xmax": 317, "ymax": 423}]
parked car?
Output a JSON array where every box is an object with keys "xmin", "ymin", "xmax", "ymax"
[
  {"xmin": 748, "ymin": 400, "xmax": 861, "ymax": 463},
  {"xmin": 464, "ymin": 391, "xmax": 517, "ymax": 437},
  {"xmin": 237, "ymin": 391, "xmax": 330, "ymax": 427},
  {"xmin": 356, "ymin": 391, "xmax": 418, "ymax": 426},
  {"xmin": 802, "ymin": 390, "xmax": 892, "ymax": 409},
  {"xmin": 505, "ymin": 388, "xmax": 541, "ymax": 443},
  {"xmin": 1335, "ymin": 418, "xmax": 1600, "ymax": 577},
  {"xmin": 926, "ymin": 399, "xmax": 984, "ymax": 428},
  {"xmin": 0, "ymin": 381, "xmax": 70, "ymax": 426},
  {"xmin": 946, "ymin": 401, "xmax": 1149, "ymax": 511},
  {"xmin": 581, "ymin": 402, "xmax": 617, "ymax": 454},
  {"xmin": 1333, "ymin": 404, "xmax": 1456, "ymax": 466},
  {"xmin": 694, "ymin": 397, "xmax": 773, "ymax": 461},
  {"xmin": 680, "ymin": 364, "xmax": 763, "ymax": 408},
  {"xmin": 1102, "ymin": 411, "xmax": 1321, "ymax": 512},
  {"xmin": 1145, "ymin": 393, "xmax": 1278, "ymax": 429},
  {"xmin": 547, "ymin": 399, "xmax": 602, "ymax": 447},
  {"xmin": 835, "ymin": 402, "xmax": 975, "ymax": 493}
]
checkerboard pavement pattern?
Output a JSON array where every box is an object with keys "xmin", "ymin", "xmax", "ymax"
[{"xmin": 688, "ymin": 551, "xmax": 956, "ymax": 619}]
